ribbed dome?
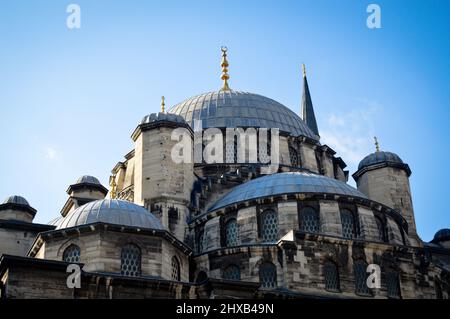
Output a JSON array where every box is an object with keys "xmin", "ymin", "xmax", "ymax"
[
  {"xmin": 76, "ymin": 175, "xmax": 101, "ymax": 185},
  {"xmin": 3, "ymin": 195, "xmax": 30, "ymax": 206},
  {"xmin": 169, "ymin": 90, "xmax": 318, "ymax": 140},
  {"xmin": 433, "ymin": 229, "xmax": 450, "ymax": 242},
  {"xmin": 208, "ymin": 172, "xmax": 367, "ymax": 212},
  {"xmin": 358, "ymin": 151, "xmax": 403, "ymax": 171},
  {"xmin": 141, "ymin": 112, "xmax": 186, "ymax": 125},
  {"xmin": 55, "ymin": 199, "xmax": 164, "ymax": 230}
]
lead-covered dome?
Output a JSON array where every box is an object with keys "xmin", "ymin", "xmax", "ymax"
[
  {"xmin": 208, "ymin": 172, "xmax": 367, "ymax": 212},
  {"xmin": 76, "ymin": 175, "xmax": 101, "ymax": 185},
  {"xmin": 54, "ymin": 199, "xmax": 164, "ymax": 230},
  {"xmin": 432, "ymin": 229, "xmax": 450, "ymax": 243},
  {"xmin": 3, "ymin": 195, "xmax": 30, "ymax": 206},
  {"xmin": 141, "ymin": 112, "xmax": 186, "ymax": 125},
  {"xmin": 169, "ymin": 90, "xmax": 318, "ymax": 140},
  {"xmin": 358, "ymin": 151, "xmax": 403, "ymax": 171}
]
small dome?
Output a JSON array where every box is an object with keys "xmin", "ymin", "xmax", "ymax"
[
  {"xmin": 358, "ymin": 151, "xmax": 404, "ymax": 171},
  {"xmin": 169, "ymin": 90, "xmax": 318, "ymax": 140},
  {"xmin": 141, "ymin": 112, "xmax": 186, "ymax": 125},
  {"xmin": 3, "ymin": 195, "xmax": 30, "ymax": 206},
  {"xmin": 76, "ymin": 175, "xmax": 101, "ymax": 185},
  {"xmin": 432, "ymin": 229, "xmax": 450, "ymax": 242},
  {"xmin": 208, "ymin": 172, "xmax": 367, "ymax": 212},
  {"xmin": 55, "ymin": 199, "xmax": 164, "ymax": 230}
]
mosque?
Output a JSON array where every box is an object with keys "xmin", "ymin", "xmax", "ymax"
[{"xmin": 0, "ymin": 48, "xmax": 449, "ymax": 299}]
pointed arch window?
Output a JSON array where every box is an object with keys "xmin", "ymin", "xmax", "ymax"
[
  {"xmin": 289, "ymin": 147, "xmax": 299, "ymax": 167},
  {"xmin": 299, "ymin": 206, "xmax": 320, "ymax": 233},
  {"xmin": 324, "ymin": 261, "xmax": 340, "ymax": 292},
  {"xmin": 225, "ymin": 218, "xmax": 239, "ymax": 247},
  {"xmin": 260, "ymin": 209, "xmax": 278, "ymax": 242},
  {"xmin": 354, "ymin": 260, "xmax": 371, "ymax": 296},
  {"xmin": 375, "ymin": 216, "xmax": 388, "ymax": 243},
  {"xmin": 386, "ymin": 271, "xmax": 401, "ymax": 299},
  {"xmin": 340, "ymin": 209, "xmax": 358, "ymax": 239},
  {"xmin": 171, "ymin": 256, "xmax": 181, "ymax": 281},
  {"xmin": 63, "ymin": 244, "xmax": 80, "ymax": 263},
  {"xmin": 259, "ymin": 262, "xmax": 277, "ymax": 289},
  {"xmin": 120, "ymin": 244, "xmax": 141, "ymax": 277},
  {"xmin": 223, "ymin": 264, "xmax": 241, "ymax": 281}
]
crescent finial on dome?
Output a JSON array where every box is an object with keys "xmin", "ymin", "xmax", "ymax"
[
  {"xmin": 161, "ymin": 96, "xmax": 165, "ymax": 113},
  {"xmin": 220, "ymin": 46, "xmax": 231, "ymax": 91},
  {"xmin": 374, "ymin": 136, "xmax": 380, "ymax": 152}
]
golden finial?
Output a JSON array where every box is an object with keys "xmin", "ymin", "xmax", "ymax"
[
  {"xmin": 161, "ymin": 96, "xmax": 165, "ymax": 113},
  {"xmin": 220, "ymin": 46, "xmax": 231, "ymax": 91},
  {"xmin": 374, "ymin": 136, "xmax": 380, "ymax": 152},
  {"xmin": 302, "ymin": 63, "xmax": 307, "ymax": 78},
  {"xmin": 109, "ymin": 175, "xmax": 117, "ymax": 199}
]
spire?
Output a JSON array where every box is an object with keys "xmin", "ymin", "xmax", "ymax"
[
  {"xmin": 220, "ymin": 46, "xmax": 231, "ymax": 91},
  {"xmin": 374, "ymin": 136, "xmax": 380, "ymax": 152},
  {"xmin": 301, "ymin": 64, "xmax": 319, "ymax": 137},
  {"xmin": 109, "ymin": 175, "xmax": 117, "ymax": 199},
  {"xmin": 161, "ymin": 96, "xmax": 165, "ymax": 113}
]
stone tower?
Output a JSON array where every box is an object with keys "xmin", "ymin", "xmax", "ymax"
[
  {"xmin": 131, "ymin": 111, "xmax": 194, "ymax": 241},
  {"xmin": 353, "ymin": 148, "xmax": 420, "ymax": 245}
]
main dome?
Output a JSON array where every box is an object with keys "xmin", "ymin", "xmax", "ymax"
[
  {"xmin": 169, "ymin": 90, "xmax": 319, "ymax": 140},
  {"xmin": 53, "ymin": 199, "xmax": 164, "ymax": 230}
]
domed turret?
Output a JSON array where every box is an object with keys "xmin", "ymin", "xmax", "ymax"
[
  {"xmin": 0, "ymin": 195, "xmax": 36, "ymax": 222},
  {"xmin": 431, "ymin": 229, "xmax": 450, "ymax": 248},
  {"xmin": 66, "ymin": 175, "xmax": 108, "ymax": 198},
  {"xmin": 353, "ymin": 138, "xmax": 419, "ymax": 245}
]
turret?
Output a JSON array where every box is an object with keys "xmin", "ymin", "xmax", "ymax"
[
  {"xmin": 131, "ymin": 98, "xmax": 194, "ymax": 241},
  {"xmin": 353, "ymin": 138, "xmax": 420, "ymax": 245},
  {"xmin": 0, "ymin": 195, "xmax": 36, "ymax": 223}
]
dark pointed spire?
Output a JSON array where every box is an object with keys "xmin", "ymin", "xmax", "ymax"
[{"xmin": 301, "ymin": 64, "xmax": 319, "ymax": 137}]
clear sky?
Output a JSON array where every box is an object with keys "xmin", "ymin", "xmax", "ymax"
[{"xmin": 0, "ymin": 0, "xmax": 449, "ymax": 241}]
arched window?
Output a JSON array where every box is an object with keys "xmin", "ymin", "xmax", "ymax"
[
  {"xmin": 225, "ymin": 218, "xmax": 239, "ymax": 247},
  {"xmin": 289, "ymin": 147, "xmax": 299, "ymax": 167},
  {"xmin": 63, "ymin": 244, "xmax": 80, "ymax": 263},
  {"xmin": 375, "ymin": 216, "xmax": 388, "ymax": 243},
  {"xmin": 197, "ymin": 229, "xmax": 204, "ymax": 254},
  {"xmin": 354, "ymin": 261, "xmax": 371, "ymax": 296},
  {"xmin": 324, "ymin": 261, "xmax": 340, "ymax": 292},
  {"xmin": 299, "ymin": 207, "xmax": 320, "ymax": 233},
  {"xmin": 223, "ymin": 264, "xmax": 241, "ymax": 281},
  {"xmin": 259, "ymin": 262, "xmax": 277, "ymax": 289},
  {"xmin": 171, "ymin": 256, "xmax": 181, "ymax": 281},
  {"xmin": 260, "ymin": 209, "xmax": 278, "ymax": 242},
  {"xmin": 340, "ymin": 209, "xmax": 357, "ymax": 239},
  {"xmin": 386, "ymin": 271, "xmax": 401, "ymax": 299},
  {"xmin": 120, "ymin": 244, "xmax": 141, "ymax": 277}
]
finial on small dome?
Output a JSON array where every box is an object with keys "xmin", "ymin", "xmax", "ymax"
[
  {"xmin": 302, "ymin": 63, "xmax": 307, "ymax": 78},
  {"xmin": 161, "ymin": 96, "xmax": 165, "ymax": 113},
  {"xmin": 374, "ymin": 136, "xmax": 380, "ymax": 152},
  {"xmin": 220, "ymin": 46, "xmax": 231, "ymax": 91},
  {"xmin": 109, "ymin": 175, "xmax": 117, "ymax": 199}
]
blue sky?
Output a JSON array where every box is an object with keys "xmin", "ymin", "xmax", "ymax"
[{"xmin": 0, "ymin": 0, "xmax": 449, "ymax": 241}]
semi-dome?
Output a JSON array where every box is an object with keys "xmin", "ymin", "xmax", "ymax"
[
  {"xmin": 432, "ymin": 229, "xmax": 450, "ymax": 243},
  {"xmin": 76, "ymin": 175, "xmax": 101, "ymax": 185},
  {"xmin": 141, "ymin": 112, "xmax": 186, "ymax": 125},
  {"xmin": 3, "ymin": 195, "xmax": 30, "ymax": 206},
  {"xmin": 169, "ymin": 90, "xmax": 318, "ymax": 140},
  {"xmin": 358, "ymin": 151, "xmax": 403, "ymax": 171},
  {"xmin": 54, "ymin": 199, "xmax": 164, "ymax": 230},
  {"xmin": 208, "ymin": 172, "xmax": 367, "ymax": 212}
]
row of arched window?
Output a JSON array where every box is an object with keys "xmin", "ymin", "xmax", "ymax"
[
  {"xmin": 221, "ymin": 259, "xmax": 401, "ymax": 297},
  {"xmin": 223, "ymin": 262, "xmax": 277, "ymax": 289},
  {"xmin": 210, "ymin": 206, "xmax": 389, "ymax": 251},
  {"xmin": 62, "ymin": 243, "xmax": 182, "ymax": 281},
  {"xmin": 323, "ymin": 260, "xmax": 401, "ymax": 298}
]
